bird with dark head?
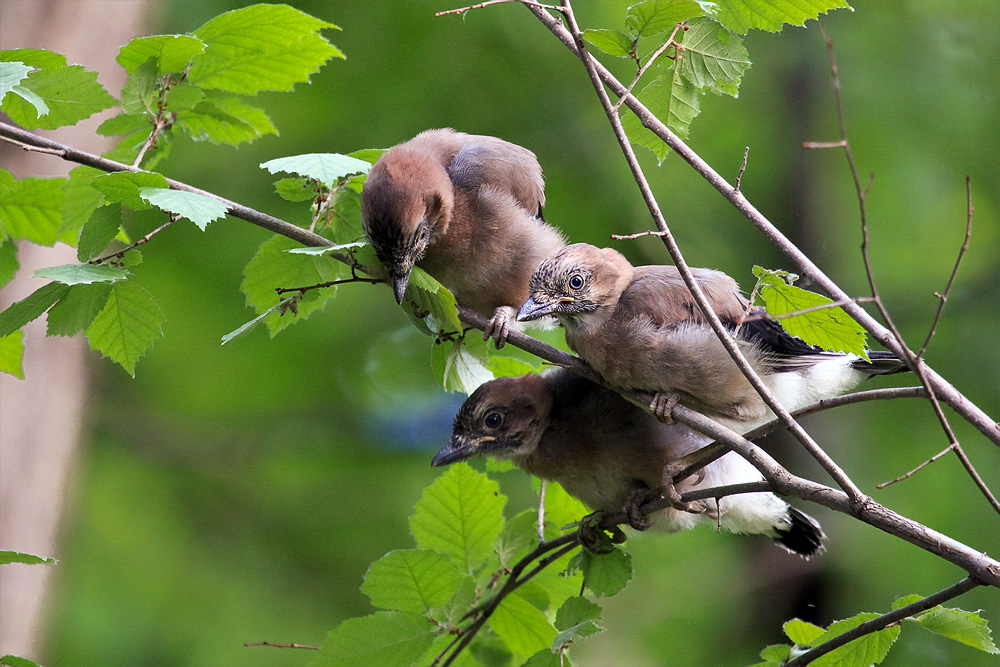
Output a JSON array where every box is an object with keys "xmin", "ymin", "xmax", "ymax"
[
  {"xmin": 433, "ymin": 369, "xmax": 825, "ymax": 557},
  {"xmin": 518, "ymin": 243, "xmax": 907, "ymax": 432},
  {"xmin": 361, "ymin": 128, "xmax": 565, "ymax": 346}
]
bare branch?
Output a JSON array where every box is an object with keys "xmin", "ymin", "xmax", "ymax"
[
  {"xmin": 734, "ymin": 146, "xmax": 749, "ymax": 194},
  {"xmin": 89, "ymin": 216, "xmax": 175, "ymax": 265},
  {"xmin": 786, "ymin": 577, "xmax": 981, "ymax": 665},
  {"xmin": 244, "ymin": 641, "xmax": 320, "ymax": 650},
  {"xmin": 609, "ymin": 229, "xmax": 668, "ymax": 240},
  {"xmin": 435, "ymin": 0, "xmax": 561, "ymax": 18}
]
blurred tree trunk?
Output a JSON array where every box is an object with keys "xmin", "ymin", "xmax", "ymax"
[{"xmin": 0, "ymin": 0, "xmax": 152, "ymax": 657}]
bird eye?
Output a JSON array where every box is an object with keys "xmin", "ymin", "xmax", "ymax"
[
  {"xmin": 484, "ymin": 412, "xmax": 503, "ymax": 429},
  {"xmin": 568, "ymin": 273, "xmax": 585, "ymax": 290}
]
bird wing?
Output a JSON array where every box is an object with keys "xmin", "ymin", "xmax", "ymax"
[
  {"xmin": 445, "ymin": 136, "xmax": 546, "ymax": 218},
  {"xmin": 618, "ymin": 265, "xmax": 749, "ymax": 328}
]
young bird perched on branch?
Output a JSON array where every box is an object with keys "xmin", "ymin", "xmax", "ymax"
[
  {"xmin": 361, "ymin": 128, "xmax": 565, "ymax": 346},
  {"xmin": 432, "ymin": 369, "xmax": 825, "ymax": 557},
  {"xmin": 517, "ymin": 243, "xmax": 906, "ymax": 432}
]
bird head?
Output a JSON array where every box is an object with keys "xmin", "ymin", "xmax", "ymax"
[
  {"xmin": 517, "ymin": 243, "xmax": 633, "ymax": 323},
  {"xmin": 361, "ymin": 149, "xmax": 454, "ymax": 303},
  {"xmin": 432, "ymin": 375, "xmax": 552, "ymax": 467}
]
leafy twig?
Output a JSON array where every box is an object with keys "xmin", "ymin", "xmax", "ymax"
[
  {"xmin": 613, "ymin": 22, "xmax": 687, "ymax": 112},
  {"xmin": 89, "ymin": 216, "xmax": 176, "ymax": 265},
  {"xmin": 274, "ymin": 276, "xmax": 381, "ymax": 296}
]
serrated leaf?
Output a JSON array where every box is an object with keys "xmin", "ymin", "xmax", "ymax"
[
  {"xmin": 240, "ymin": 236, "xmax": 347, "ymax": 337},
  {"xmin": 678, "ymin": 19, "xmax": 751, "ymax": 97},
  {"xmin": 91, "ymin": 171, "xmax": 169, "ymax": 210},
  {"xmin": 0, "ymin": 550, "xmax": 57, "ymax": 565},
  {"xmin": 0, "ymin": 64, "xmax": 115, "ymax": 130},
  {"xmin": 177, "ymin": 97, "xmax": 276, "ymax": 146},
  {"xmin": 890, "ymin": 594, "xmax": 924, "ymax": 610},
  {"xmin": 275, "ymin": 177, "xmax": 314, "ymax": 202},
  {"xmin": 582, "ymin": 29, "xmax": 633, "ymax": 58},
  {"xmin": 85, "ymin": 280, "xmax": 165, "ymax": 376},
  {"xmin": 432, "ymin": 335, "xmax": 494, "ymax": 395},
  {"xmin": 621, "ymin": 63, "xmax": 700, "ymax": 162},
  {"xmin": 0, "ymin": 173, "xmax": 65, "ymax": 246},
  {"xmin": 759, "ymin": 643, "xmax": 792, "ymax": 661},
  {"xmin": 46, "ymin": 283, "xmax": 113, "ymax": 337},
  {"xmin": 0, "ymin": 282, "xmax": 70, "ymax": 337},
  {"xmin": 62, "ymin": 166, "xmax": 105, "ymax": 238},
  {"xmin": 0, "ymin": 49, "xmax": 68, "ymax": 70},
  {"xmin": 522, "ymin": 649, "xmax": 561, "ymax": 667},
  {"xmin": 488, "ymin": 593, "xmax": 558, "ymax": 658},
  {"xmin": 348, "ymin": 148, "xmax": 387, "ymax": 165},
  {"xmin": 120, "ymin": 59, "xmax": 158, "ymax": 116},
  {"xmin": 97, "ymin": 113, "xmax": 150, "ymax": 137},
  {"xmin": 138, "ymin": 187, "xmax": 227, "ymax": 230},
  {"xmin": 0, "ymin": 330, "xmax": 25, "ymax": 379},
  {"xmin": 0, "ymin": 61, "xmax": 34, "ymax": 99},
  {"xmin": 811, "ymin": 613, "xmax": 900, "ymax": 666},
  {"xmin": 784, "ymin": 618, "xmax": 826, "ymax": 646},
  {"xmin": 402, "ymin": 267, "xmax": 462, "ymax": 335},
  {"xmin": 314, "ymin": 611, "xmax": 434, "ymax": 667},
  {"xmin": 260, "ymin": 153, "xmax": 371, "ymax": 189},
  {"xmin": 409, "ymin": 463, "xmax": 505, "ymax": 574},
  {"xmin": 753, "ymin": 266, "xmax": 869, "ymax": 359},
  {"xmin": 713, "ymin": 0, "xmax": 851, "ymax": 34},
  {"xmin": 34, "ymin": 263, "xmax": 127, "ymax": 285},
  {"xmin": 577, "ymin": 548, "xmax": 633, "ymax": 597},
  {"xmin": 188, "ymin": 4, "xmax": 343, "ymax": 95},
  {"xmin": 555, "ymin": 595, "xmax": 602, "ymax": 630},
  {"xmin": 626, "ymin": 0, "xmax": 706, "ymax": 38},
  {"xmin": 542, "ymin": 482, "xmax": 590, "ymax": 536},
  {"xmin": 913, "ymin": 607, "xmax": 999, "ymax": 653},
  {"xmin": 362, "ymin": 549, "xmax": 463, "ymax": 614},
  {"xmin": 485, "ymin": 355, "xmax": 545, "ymax": 379},
  {"xmin": 496, "ymin": 511, "xmax": 541, "ymax": 571},
  {"xmin": 116, "ymin": 34, "xmax": 206, "ymax": 75},
  {"xmin": 0, "ymin": 242, "xmax": 17, "ymax": 289},
  {"xmin": 76, "ymin": 205, "xmax": 122, "ymax": 261}
]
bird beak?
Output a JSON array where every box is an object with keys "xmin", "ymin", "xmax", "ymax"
[
  {"xmin": 517, "ymin": 295, "xmax": 556, "ymax": 322},
  {"xmin": 431, "ymin": 435, "xmax": 480, "ymax": 467},
  {"xmin": 391, "ymin": 271, "xmax": 411, "ymax": 304}
]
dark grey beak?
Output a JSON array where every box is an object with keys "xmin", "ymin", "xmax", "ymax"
[
  {"xmin": 517, "ymin": 296, "xmax": 556, "ymax": 322},
  {"xmin": 432, "ymin": 435, "xmax": 478, "ymax": 467},
  {"xmin": 392, "ymin": 272, "xmax": 410, "ymax": 304}
]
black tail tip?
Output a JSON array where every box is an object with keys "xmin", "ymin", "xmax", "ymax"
[{"xmin": 774, "ymin": 507, "xmax": 826, "ymax": 558}]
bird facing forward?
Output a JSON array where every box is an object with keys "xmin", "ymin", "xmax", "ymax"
[
  {"xmin": 361, "ymin": 128, "xmax": 565, "ymax": 346},
  {"xmin": 517, "ymin": 243, "xmax": 905, "ymax": 432},
  {"xmin": 432, "ymin": 369, "xmax": 825, "ymax": 557}
]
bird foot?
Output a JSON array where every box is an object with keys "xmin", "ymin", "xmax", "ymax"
[
  {"xmin": 577, "ymin": 512, "xmax": 626, "ymax": 553},
  {"xmin": 659, "ymin": 465, "xmax": 702, "ymax": 515},
  {"xmin": 483, "ymin": 306, "xmax": 515, "ymax": 349},
  {"xmin": 623, "ymin": 488, "xmax": 655, "ymax": 531},
  {"xmin": 650, "ymin": 392, "xmax": 680, "ymax": 424}
]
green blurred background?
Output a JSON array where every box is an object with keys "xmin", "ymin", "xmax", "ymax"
[{"xmin": 25, "ymin": 0, "xmax": 1000, "ymax": 665}]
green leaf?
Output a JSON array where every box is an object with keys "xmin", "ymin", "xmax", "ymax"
[
  {"xmin": 274, "ymin": 177, "xmax": 315, "ymax": 202},
  {"xmin": 430, "ymin": 576, "xmax": 478, "ymax": 629},
  {"xmin": 912, "ymin": 607, "xmax": 999, "ymax": 653},
  {"xmin": 0, "ymin": 550, "xmax": 57, "ymax": 565},
  {"xmin": 63, "ymin": 166, "xmax": 106, "ymax": 239},
  {"xmin": 188, "ymin": 4, "xmax": 343, "ymax": 95},
  {"xmin": 0, "ymin": 242, "xmax": 17, "ymax": 289},
  {"xmin": 409, "ymin": 463, "xmax": 506, "ymax": 574},
  {"xmin": 0, "ymin": 48, "xmax": 68, "ymax": 69},
  {"xmin": 362, "ymin": 549, "xmax": 464, "ymax": 614},
  {"xmin": 46, "ymin": 283, "xmax": 113, "ymax": 337},
  {"xmin": 577, "ymin": 548, "xmax": 632, "ymax": 597},
  {"xmin": 349, "ymin": 148, "xmax": 387, "ymax": 165},
  {"xmin": 496, "ymin": 510, "xmax": 539, "ymax": 569},
  {"xmin": 811, "ymin": 613, "xmax": 900, "ymax": 666},
  {"xmin": 240, "ymin": 236, "xmax": 347, "ymax": 337},
  {"xmin": 120, "ymin": 59, "xmax": 158, "ymax": 116},
  {"xmin": 0, "ymin": 61, "xmax": 34, "ymax": 99},
  {"xmin": 314, "ymin": 611, "xmax": 434, "ymax": 667},
  {"xmin": 784, "ymin": 618, "xmax": 826, "ymax": 646},
  {"xmin": 77, "ymin": 205, "xmax": 123, "ymax": 262},
  {"xmin": 432, "ymin": 335, "xmax": 494, "ymax": 394},
  {"xmin": 552, "ymin": 596, "xmax": 605, "ymax": 650},
  {"xmin": 0, "ymin": 64, "xmax": 115, "ymax": 130},
  {"xmin": 8, "ymin": 85, "xmax": 49, "ymax": 118},
  {"xmin": 0, "ymin": 282, "xmax": 70, "ymax": 337},
  {"xmin": 286, "ymin": 242, "xmax": 365, "ymax": 256},
  {"xmin": 85, "ymin": 280, "xmax": 165, "ymax": 376},
  {"xmin": 220, "ymin": 297, "xmax": 293, "ymax": 345},
  {"xmin": 177, "ymin": 97, "xmax": 276, "ymax": 146},
  {"xmin": 91, "ymin": 171, "xmax": 170, "ymax": 210},
  {"xmin": 542, "ymin": 482, "xmax": 589, "ymax": 537},
  {"xmin": 34, "ymin": 263, "xmax": 127, "ymax": 286},
  {"xmin": 890, "ymin": 594, "xmax": 924, "ymax": 610},
  {"xmin": 713, "ymin": 0, "xmax": 851, "ymax": 34},
  {"xmin": 402, "ymin": 267, "xmax": 462, "ymax": 335},
  {"xmin": 116, "ymin": 34, "xmax": 206, "ymax": 75},
  {"xmin": 0, "ymin": 172, "xmax": 66, "ymax": 246},
  {"xmin": 752, "ymin": 266, "xmax": 869, "ymax": 359},
  {"xmin": 1, "ymin": 655, "xmax": 42, "ymax": 667},
  {"xmin": 582, "ymin": 29, "xmax": 633, "ymax": 58},
  {"xmin": 626, "ymin": 0, "xmax": 707, "ymax": 38},
  {"xmin": 759, "ymin": 643, "xmax": 792, "ymax": 662},
  {"xmin": 488, "ymin": 593, "xmax": 558, "ymax": 659},
  {"xmin": 97, "ymin": 113, "xmax": 151, "ymax": 137},
  {"xmin": 138, "ymin": 187, "xmax": 228, "ymax": 230},
  {"xmin": 260, "ymin": 153, "xmax": 371, "ymax": 189},
  {"xmin": 485, "ymin": 355, "xmax": 545, "ymax": 379},
  {"xmin": 1, "ymin": 330, "xmax": 25, "ymax": 379},
  {"xmin": 621, "ymin": 63, "xmax": 700, "ymax": 162},
  {"xmin": 678, "ymin": 19, "xmax": 751, "ymax": 97}
]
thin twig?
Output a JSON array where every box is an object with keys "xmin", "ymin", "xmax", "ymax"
[
  {"xmin": 244, "ymin": 641, "xmax": 320, "ymax": 650},
  {"xmin": 90, "ymin": 217, "xmax": 176, "ymax": 264},
  {"xmin": 734, "ymin": 146, "xmax": 749, "ymax": 194},
  {"xmin": 435, "ymin": 0, "xmax": 561, "ymax": 17},
  {"xmin": 918, "ymin": 176, "xmax": 973, "ymax": 357},
  {"xmin": 739, "ymin": 295, "xmax": 877, "ymax": 323},
  {"xmin": 609, "ymin": 229, "xmax": 668, "ymax": 240},
  {"xmin": 613, "ymin": 23, "xmax": 686, "ymax": 112},
  {"xmin": 786, "ymin": 577, "xmax": 981, "ymax": 665},
  {"xmin": 559, "ymin": 0, "xmax": 866, "ymax": 504},
  {"xmin": 274, "ymin": 276, "xmax": 381, "ymax": 295}
]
